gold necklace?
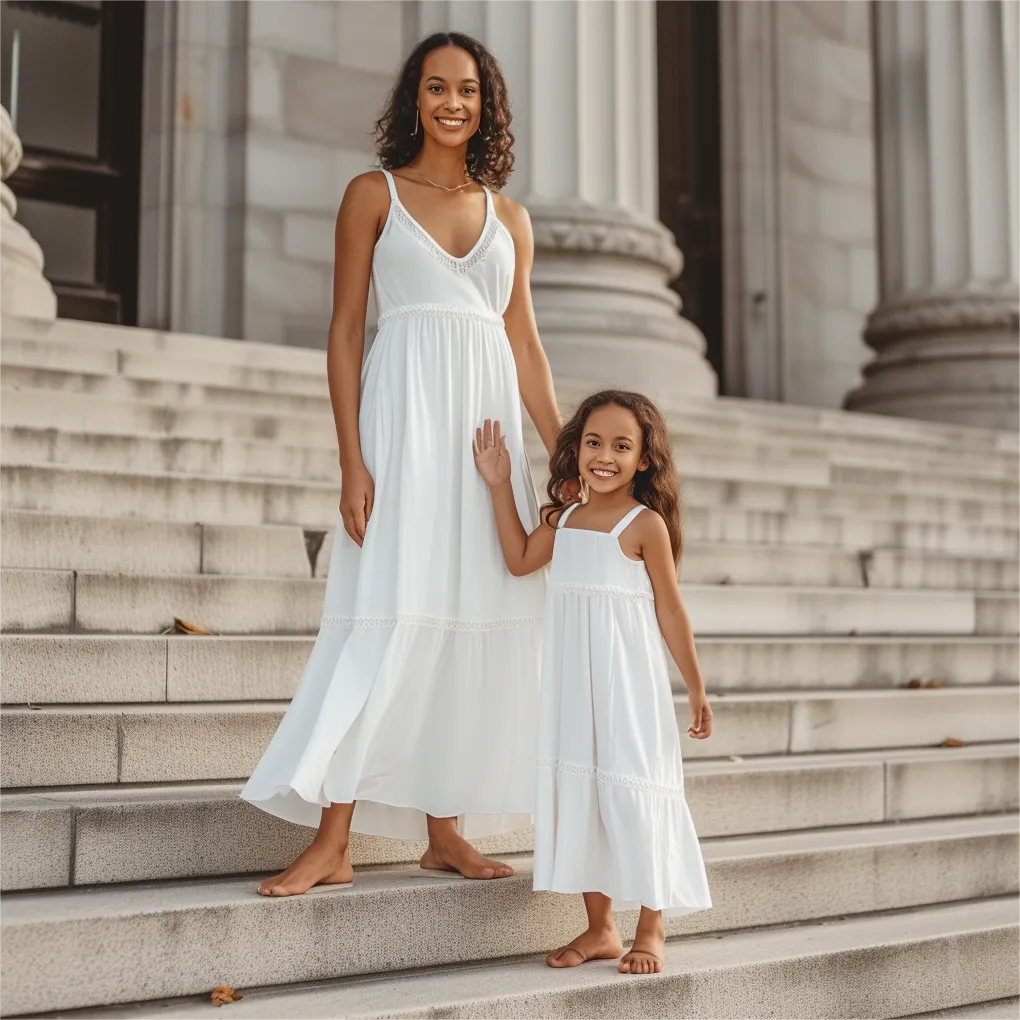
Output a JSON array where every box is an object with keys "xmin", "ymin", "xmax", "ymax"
[{"xmin": 406, "ymin": 166, "xmax": 474, "ymax": 192}]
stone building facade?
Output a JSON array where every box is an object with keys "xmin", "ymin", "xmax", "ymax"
[{"xmin": 2, "ymin": 0, "xmax": 1017, "ymax": 427}]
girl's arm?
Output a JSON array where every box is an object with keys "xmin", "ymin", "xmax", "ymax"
[
  {"xmin": 495, "ymin": 196, "xmax": 562, "ymax": 456},
  {"xmin": 636, "ymin": 512, "xmax": 713, "ymax": 739},
  {"xmin": 474, "ymin": 419, "xmax": 556, "ymax": 576},
  {"xmin": 327, "ymin": 172, "xmax": 388, "ymax": 547}
]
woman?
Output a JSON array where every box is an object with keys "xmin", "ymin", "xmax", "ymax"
[{"xmin": 242, "ymin": 32, "xmax": 562, "ymax": 896}]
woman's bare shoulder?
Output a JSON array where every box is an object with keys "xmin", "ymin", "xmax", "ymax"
[
  {"xmin": 341, "ymin": 170, "xmax": 390, "ymax": 209},
  {"xmin": 491, "ymin": 192, "xmax": 532, "ymax": 239}
]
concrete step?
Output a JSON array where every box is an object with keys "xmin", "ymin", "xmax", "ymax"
[
  {"xmin": 3, "ymin": 745, "xmax": 1015, "ymax": 891},
  {"xmin": 1, "ymin": 817, "xmax": 1016, "ymax": 1015},
  {"xmin": 5, "ymin": 510, "xmax": 1017, "ymax": 591},
  {"xmin": 1, "ymin": 364, "xmax": 334, "ymax": 418},
  {"xmin": 36, "ymin": 898, "xmax": 1020, "ymax": 1020},
  {"xmin": 5, "ymin": 566, "xmax": 1011, "ymax": 636},
  {"xmin": 0, "ymin": 511, "xmax": 321, "ymax": 579},
  {"xmin": 1, "ymin": 425, "xmax": 345, "ymax": 486},
  {"xmin": 4, "ymin": 633, "xmax": 1016, "ymax": 706},
  {"xmin": 2, "ymin": 688, "xmax": 1016, "ymax": 788},
  {"xmin": 903, "ymin": 999, "xmax": 1020, "ymax": 1019},
  {"xmin": 0, "ymin": 337, "xmax": 330, "ymax": 399}
]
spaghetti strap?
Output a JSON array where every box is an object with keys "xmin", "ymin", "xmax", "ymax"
[
  {"xmin": 380, "ymin": 168, "xmax": 399, "ymax": 203},
  {"xmin": 610, "ymin": 505, "xmax": 646, "ymax": 538},
  {"xmin": 557, "ymin": 503, "xmax": 581, "ymax": 529}
]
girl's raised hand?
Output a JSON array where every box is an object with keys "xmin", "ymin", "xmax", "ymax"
[
  {"xmin": 687, "ymin": 691, "xmax": 713, "ymax": 739},
  {"xmin": 473, "ymin": 418, "xmax": 512, "ymax": 487}
]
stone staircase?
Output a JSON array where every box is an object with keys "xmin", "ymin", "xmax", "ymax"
[{"xmin": 0, "ymin": 316, "xmax": 1018, "ymax": 1019}]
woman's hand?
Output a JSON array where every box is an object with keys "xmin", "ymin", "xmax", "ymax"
[
  {"xmin": 339, "ymin": 463, "xmax": 375, "ymax": 547},
  {"xmin": 558, "ymin": 477, "xmax": 582, "ymax": 504},
  {"xmin": 473, "ymin": 418, "xmax": 512, "ymax": 488},
  {"xmin": 687, "ymin": 691, "xmax": 713, "ymax": 740}
]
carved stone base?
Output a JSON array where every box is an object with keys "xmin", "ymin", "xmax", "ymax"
[
  {"xmin": 1, "ymin": 106, "xmax": 56, "ymax": 325},
  {"xmin": 527, "ymin": 202, "xmax": 717, "ymax": 407},
  {"xmin": 844, "ymin": 289, "xmax": 1019, "ymax": 430}
]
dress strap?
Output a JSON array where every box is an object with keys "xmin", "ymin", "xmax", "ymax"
[
  {"xmin": 557, "ymin": 503, "xmax": 581, "ymax": 529},
  {"xmin": 380, "ymin": 168, "xmax": 399, "ymax": 203},
  {"xmin": 610, "ymin": 505, "xmax": 647, "ymax": 538}
]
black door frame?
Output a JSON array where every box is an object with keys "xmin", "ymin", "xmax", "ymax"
[
  {"xmin": 656, "ymin": 0, "xmax": 725, "ymax": 391},
  {"xmin": 5, "ymin": 0, "xmax": 145, "ymax": 324}
]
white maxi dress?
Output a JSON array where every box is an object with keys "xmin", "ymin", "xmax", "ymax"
[
  {"xmin": 533, "ymin": 503, "xmax": 712, "ymax": 916},
  {"xmin": 242, "ymin": 169, "xmax": 545, "ymax": 840}
]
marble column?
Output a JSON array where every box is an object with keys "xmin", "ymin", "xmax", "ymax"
[
  {"xmin": 416, "ymin": 0, "xmax": 717, "ymax": 405},
  {"xmin": 0, "ymin": 105, "xmax": 57, "ymax": 324},
  {"xmin": 845, "ymin": 0, "xmax": 1019, "ymax": 429}
]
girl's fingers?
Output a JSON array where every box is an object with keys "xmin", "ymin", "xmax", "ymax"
[
  {"xmin": 493, "ymin": 420, "xmax": 502, "ymax": 449},
  {"xmin": 475, "ymin": 426, "xmax": 482, "ymax": 455},
  {"xmin": 483, "ymin": 418, "xmax": 492, "ymax": 449}
]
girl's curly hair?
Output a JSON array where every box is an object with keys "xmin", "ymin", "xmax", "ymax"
[
  {"xmin": 373, "ymin": 33, "xmax": 515, "ymax": 190},
  {"xmin": 545, "ymin": 390, "xmax": 684, "ymax": 564}
]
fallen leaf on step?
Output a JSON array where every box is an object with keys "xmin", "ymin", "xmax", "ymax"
[
  {"xmin": 719, "ymin": 576, "xmax": 733, "ymax": 585},
  {"xmin": 921, "ymin": 680, "xmax": 944, "ymax": 689},
  {"xmin": 173, "ymin": 618, "xmax": 215, "ymax": 636},
  {"xmin": 940, "ymin": 738, "xmax": 966, "ymax": 748},
  {"xmin": 906, "ymin": 679, "xmax": 923, "ymax": 688},
  {"xmin": 728, "ymin": 755, "xmax": 744, "ymax": 762},
  {"xmin": 210, "ymin": 986, "xmax": 243, "ymax": 1007}
]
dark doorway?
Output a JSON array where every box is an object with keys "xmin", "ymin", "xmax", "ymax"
[
  {"xmin": 1, "ymin": 0, "xmax": 145, "ymax": 324},
  {"xmin": 656, "ymin": 0, "xmax": 724, "ymax": 389}
]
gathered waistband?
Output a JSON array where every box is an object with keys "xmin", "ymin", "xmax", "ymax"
[{"xmin": 377, "ymin": 303, "xmax": 505, "ymax": 329}]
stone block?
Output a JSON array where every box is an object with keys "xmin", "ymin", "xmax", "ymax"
[
  {"xmin": 0, "ymin": 635, "xmax": 166, "ymax": 704},
  {"xmin": 0, "ymin": 708, "xmax": 118, "ymax": 787},
  {"xmin": 167, "ymin": 636, "xmax": 312, "ymax": 701},
  {"xmin": 282, "ymin": 59, "xmax": 391, "ymax": 148},
  {"xmin": 0, "ymin": 568, "xmax": 73, "ymax": 631},
  {"xmin": 74, "ymin": 572, "xmax": 325, "ymax": 634},
  {"xmin": 283, "ymin": 213, "xmax": 336, "ymax": 264},
  {"xmin": 249, "ymin": 1, "xmax": 337, "ymax": 58},
  {"xmin": 887, "ymin": 752, "xmax": 1020, "ymax": 820},
  {"xmin": 976, "ymin": 594, "xmax": 1019, "ymax": 636},
  {"xmin": 246, "ymin": 134, "xmax": 337, "ymax": 212},
  {"xmin": 0, "ymin": 796, "xmax": 72, "ymax": 890},
  {"xmin": 335, "ymin": 0, "xmax": 405, "ymax": 74},
  {"xmin": 200, "ymin": 523, "xmax": 312, "ymax": 578},
  {"xmin": 117, "ymin": 705, "xmax": 283, "ymax": 782}
]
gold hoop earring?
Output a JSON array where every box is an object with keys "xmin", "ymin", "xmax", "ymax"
[
  {"xmin": 411, "ymin": 107, "xmax": 419, "ymax": 137},
  {"xmin": 578, "ymin": 477, "xmax": 590, "ymax": 505}
]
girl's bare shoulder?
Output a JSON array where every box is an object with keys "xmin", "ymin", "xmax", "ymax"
[{"xmin": 631, "ymin": 506, "xmax": 670, "ymax": 542}]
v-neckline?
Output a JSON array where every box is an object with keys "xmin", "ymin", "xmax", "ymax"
[{"xmin": 389, "ymin": 173, "xmax": 491, "ymax": 264}]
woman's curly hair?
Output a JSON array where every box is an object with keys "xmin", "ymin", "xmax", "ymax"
[
  {"xmin": 544, "ymin": 390, "xmax": 684, "ymax": 565},
  {"xmin": 374, "ymin": 33, "xmax": 515, "ymax": 190}
]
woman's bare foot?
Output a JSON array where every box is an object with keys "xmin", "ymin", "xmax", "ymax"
[
  {"xmin": 419, "ymin": 833, "xmax": 514, "ymax": 880},
  {"xmin": 619, "ymin": 907, "xmax": 665, "ymax": 974},
  {"xmin": 547, "ymin": 925, "xmax": 624, "ymax": 968},
  {"xmin": 256, "ymin": 839, "xmax": 353, "ymax": 897}
]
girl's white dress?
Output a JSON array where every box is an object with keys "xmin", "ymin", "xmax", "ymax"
[
  {"xmin": 241, "ymin": 169, "xmax": 546, "ymax": 840},
  {"xmin": 534, "ymin": 503, "xmax": 712, "ymax": 915}
]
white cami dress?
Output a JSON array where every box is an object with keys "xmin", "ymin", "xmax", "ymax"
[
  {"xmin": 533, "ymin": 503, "xmax": 712, "ymax": 915},
  {"xmin": 241, "ymin": 169, "xmax": 546, "ymax": 840}
]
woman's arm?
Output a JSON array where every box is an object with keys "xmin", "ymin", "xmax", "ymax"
[
  {"xmin": 495, "ymin": 195, "xmax": 562, "ymax": 456},
  {"xmin": 474, "ymin": 419, "xmax": 556, "ymax": 575},
  {"xmin": 327, "ymin": 172, "xmax": 388, "ymax": 547},
  {"xmin": 636, "ymin": 513, "xmax": 713, "ymax": 739}
]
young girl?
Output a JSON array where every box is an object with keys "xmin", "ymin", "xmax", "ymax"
[{"xmin": 473, "ymin": 389, "xmax": 713, "ymax": 975}]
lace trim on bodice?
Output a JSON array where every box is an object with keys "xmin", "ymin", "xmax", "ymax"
[
  {"xmin": 377, "ymin": 303, "xmax": 505, "ymax": 328},
  {"xmin": 322, "ymin": 613, "xmax": 542, "ymax": 632},
  {"xmin": 537, "ymin": 758, "xmax": 685, "ymax": 798},
  {"xmin": 550, "ymin": 581, "xmax": 653, "ymax": 602},
  {"xmin": 390, "ymin": 200, "xmax": 500, "ymax": 275}
]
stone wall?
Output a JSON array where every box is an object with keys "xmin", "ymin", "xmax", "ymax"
[
  {"xmin": 242, "ymin": 0, "xmax": 404, "ymax": 347},
  {"xmin": 140, "ymin": 0, "xmax": 405, "ymax": 347},
  {"xmin": 776, "ymin": 0, "xmax": 877, "ymax": 408}
]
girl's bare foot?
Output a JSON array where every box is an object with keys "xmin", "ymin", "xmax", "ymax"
[
  {"xmin": 547, "ymin": 925, "xmax": 624, "ymax": 968},
  {"xmin": 256, "ymin": 839, "xmax": 353, "ymax": 897},
  {"xmin": 619, "ymin": 907, "xmax": 665, "ymax": 974},
  {"xmin": 419, "ymin": 832, "xmax": 514, "ymax": 879}
]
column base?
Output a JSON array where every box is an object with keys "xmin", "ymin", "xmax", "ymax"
[
  {"xmin": 844, "ymin": 288, "xmax": 1019, "ymax": 430},
  {"xmin": 527, "ymin": 201, "xmax": 717, "ymax": 409}
]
